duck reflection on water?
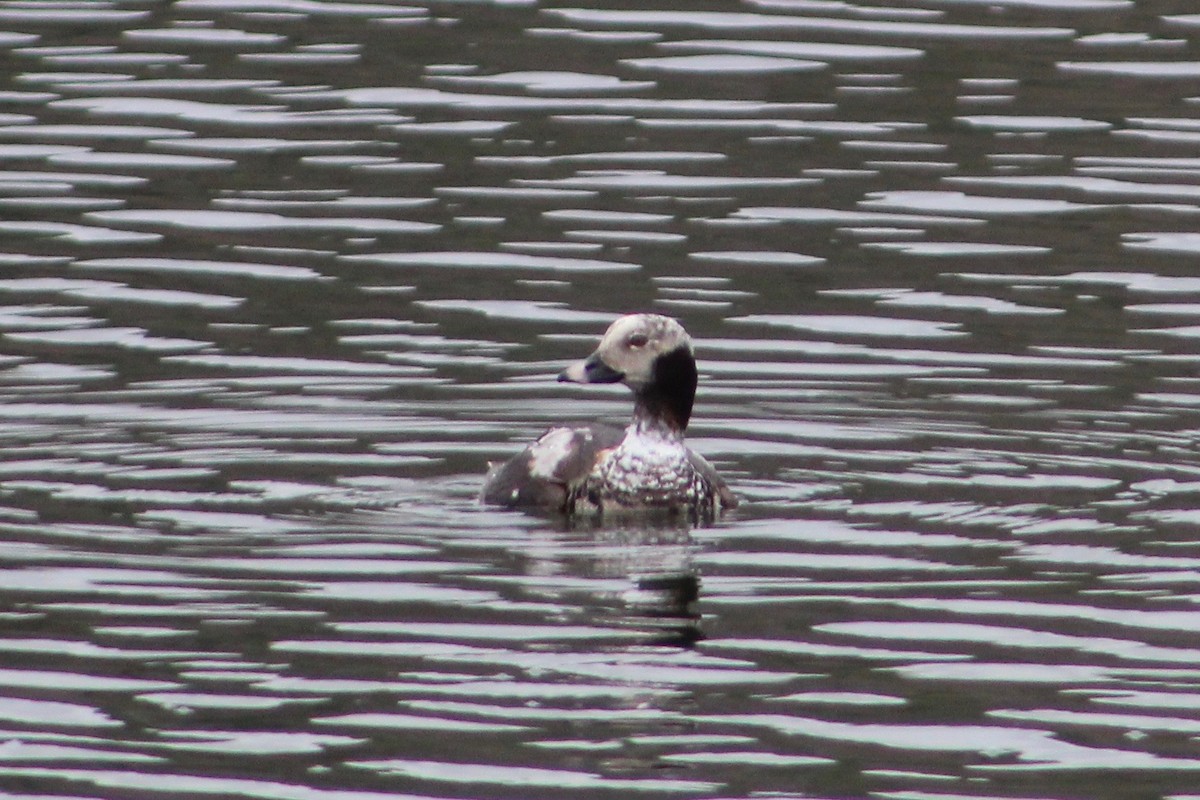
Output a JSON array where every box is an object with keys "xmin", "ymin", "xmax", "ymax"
[{"xmin": 521, "ymin": 520, "xmax": 705, "ymax": 648}]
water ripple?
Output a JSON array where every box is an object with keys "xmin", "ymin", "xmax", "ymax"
[{"xmin": 0, "ymin": 1, "xmax": 1196, "ymax": 798}]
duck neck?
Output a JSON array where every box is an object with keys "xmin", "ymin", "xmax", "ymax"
[
  {"xmin": 630, "ymin": 393, "xmax": 687, "ymax": 441},
  {"xmin": 628, "ymin": 346, "xmax": 696, "ymax": 440}
]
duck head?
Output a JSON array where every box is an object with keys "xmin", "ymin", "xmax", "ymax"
[{"xmin": 559, "ymin": 314, "xmax": 698, "ymax": 432}]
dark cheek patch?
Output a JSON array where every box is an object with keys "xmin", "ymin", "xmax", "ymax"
[{"xmin": 651, "ymin": 346, "xmax": 697, "ymax": 429}]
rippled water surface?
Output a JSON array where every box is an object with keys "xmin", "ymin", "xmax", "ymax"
[{"xmin": 6, "ymin": 1, "xmax": 1200, "ymax": 798}]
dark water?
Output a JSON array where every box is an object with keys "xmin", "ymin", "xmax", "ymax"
[{"xmin": 2, "ymin": 1, "xmax": 1200, "ymax": 798}]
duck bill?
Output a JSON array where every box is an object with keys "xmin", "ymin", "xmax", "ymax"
[{"xmin": 559, "ymin": 353, "xmax": 624, "ymax": 384}]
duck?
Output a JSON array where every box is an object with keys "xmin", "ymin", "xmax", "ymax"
[{"xmin": 481, "ymin": 313, "xmax": 737, "ymax": 520}]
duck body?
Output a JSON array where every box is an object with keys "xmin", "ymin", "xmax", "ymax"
[{"xmin": 482, "ymin": 314, "xmax": 737, "ymax": 520}]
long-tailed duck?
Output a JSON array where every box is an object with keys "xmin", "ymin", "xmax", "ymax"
[{"xmin": 482, "ymin": 313, "xmax": 737, "ymax": 520}]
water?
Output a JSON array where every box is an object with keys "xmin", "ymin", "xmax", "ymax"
[{"xmin": 1, "ymin": 0, "xmax": 1200, "ymax": 798}]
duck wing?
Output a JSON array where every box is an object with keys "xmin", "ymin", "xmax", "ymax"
[
  {"xmin": 687, "ymin": 449, "xmax": 739, "ymax": 510},
  {"xmin": 481, "ymin": 423, "xmax": 624, "ymax": 510}
]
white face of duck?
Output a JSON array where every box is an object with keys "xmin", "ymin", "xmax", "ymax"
[{"xmin": 559, "ymin": 314, "xmax": 692, "ymax": 391}]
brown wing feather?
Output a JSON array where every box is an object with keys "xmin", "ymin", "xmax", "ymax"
[{"xmin": 481, "ymin": 424, "xmax": 624, "ymax": 511}]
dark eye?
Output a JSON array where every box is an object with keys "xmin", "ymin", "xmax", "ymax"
[{"xmin": 627, "ymin": 333, "xmax": 649, "ymax": 348}]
